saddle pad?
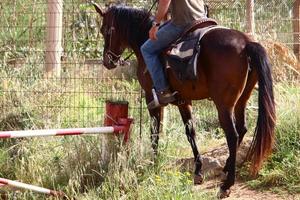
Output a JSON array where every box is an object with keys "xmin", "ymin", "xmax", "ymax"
[{"xmin": 166, "ymin": 25, "xmax": 228, "ymax": 80}]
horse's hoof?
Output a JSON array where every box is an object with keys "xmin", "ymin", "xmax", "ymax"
[
  {"xmin": 217, "ymin": 188, "xmax": 231, "ymax": 199},
  {"xmin": 194, "ymin": 174, "xmax": 204, "ymax": 185}
]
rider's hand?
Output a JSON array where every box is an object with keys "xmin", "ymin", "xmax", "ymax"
[{"xmin": 149, "ymin": 26, "xmax": 159, "ymax": 40}]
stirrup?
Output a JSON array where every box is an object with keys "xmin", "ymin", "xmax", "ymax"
[
  {"xmin": 147, "ymin": 89, "xmax": 177, "ymax": 109},
  {"xmin": 147, "ymin": 89, "xmax": 162, "ymax": 109}
]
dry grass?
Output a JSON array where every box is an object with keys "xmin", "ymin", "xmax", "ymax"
[{"xmin": 262, "ymin": 41, "xmax": 300, "ymax": 82}]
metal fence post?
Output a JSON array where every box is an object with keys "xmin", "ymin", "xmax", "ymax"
[{"xmin": 45, "ymin": 0, "xmax": 63, "ymax": 76}]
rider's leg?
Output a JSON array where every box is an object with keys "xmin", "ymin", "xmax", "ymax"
[{"xmin": 141, "ymin": 22, "xmax": 184, "ymax": 107}]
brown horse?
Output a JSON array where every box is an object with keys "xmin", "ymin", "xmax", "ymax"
[{"xmin": 93, "ymin": 4, "xmax": 276, "ymax": 198}]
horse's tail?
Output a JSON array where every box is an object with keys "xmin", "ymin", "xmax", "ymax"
[{"xmin": 245, "ymin": 42, "xmax": 276, "ymax": 175}]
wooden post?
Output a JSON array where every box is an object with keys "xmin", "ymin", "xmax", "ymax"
[
  {"xmin": 45, "ymin": 0, "xmax": 63, "ymax": 76},
  {"xmin": 293, "ymin": 0, "xmax": 300, "ymax": 60},
  {"xmin": 246, "ymin": 0, "xmax": 255, "ymax": 36},
  {"xmin": 101, "ymin": 101, "xmax": 129, "ymax": 166}
]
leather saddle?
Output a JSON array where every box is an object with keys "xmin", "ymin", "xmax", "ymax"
[{"xmin": 177, "ymin": 18, "xmax": 218, "ymax": 38}]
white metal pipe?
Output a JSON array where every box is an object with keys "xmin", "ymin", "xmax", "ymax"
[
  {"xmin": 0, "ymin": 127, "xmax": 117, "ymax": 138},
  {"xmin": 0, "ymin": 178, "xmax": 64, "ymax": 196}
]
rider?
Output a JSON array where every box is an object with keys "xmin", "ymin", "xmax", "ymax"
[{"xmin": 141, "ymin": 0, "xmax": 206, "ymax": 109}]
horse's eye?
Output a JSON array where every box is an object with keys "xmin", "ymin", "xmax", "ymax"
[{"xmin": 102, "ymin": 26, "xmax": 111, "ymax": 37}]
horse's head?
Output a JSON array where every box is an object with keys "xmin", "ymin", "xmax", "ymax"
[{"xmin": 92, "ymin": 2, "xmax": 125, "ymax": 69}]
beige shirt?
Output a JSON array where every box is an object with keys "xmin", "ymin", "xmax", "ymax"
[{"xmin": 170, "ymin": 0, "xmax": 206, "ymax": 27}]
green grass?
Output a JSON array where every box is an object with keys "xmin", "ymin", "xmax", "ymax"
[
  {"xmin": 1, "ymin": 52, "xmax": 299, "ymax": 199},
  {"xmin": 1, "ymin": 73, "xmax": 299, "ymax": 199},
  {"xmin": 0, "ymin": 59, "xmax": 217, "ymax": 199}
]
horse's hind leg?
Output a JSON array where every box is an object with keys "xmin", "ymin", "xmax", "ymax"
[
  {"xmin": 216, "ymin": 105, "xmax": 238, "ymax": 198},
  {"xmin": 178, "ymin": 102, "xmax": 203, "ymax": 184},
  {"xmin": 221, "ymin": 100, "xmax": 248, "ymax": 177},
  {"xmin": 222, "ymin": 69, "xmax": 257, "ymax": 177},
  {"xmin": 234, "ymin": 101, "xmax": 248, "ymax": 146},
  {"xmin": 235, "ymin": 70, "xmax": 257, "ymax": 146},
  {"xmin": 222, "ymin": 100, "xmax": 248, "ymax": 176}
]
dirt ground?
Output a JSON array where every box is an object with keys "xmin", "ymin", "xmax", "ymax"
[
  {"xmin": 193, "ymin": 178, "xmax": 299, "ymax": 200},
  {"xmin": 179, "ymin": 138, "xmax": 300, "ymax": 200}
]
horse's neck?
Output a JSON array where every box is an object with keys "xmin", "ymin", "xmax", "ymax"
[
  {"xmin": 124, "ymin": 21, "xmax": 152, "ymax": 91},
  {"xmin": 130, "ymin": 43, "xmax": 146, "ymax": 68},
  {"xmin": 132, "ymin": 47, "xmax": 146, "ymax": 74}
]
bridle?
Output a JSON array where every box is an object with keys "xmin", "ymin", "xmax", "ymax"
[
  {"xmin": 103, "ymin": 1, "xmax": 158, "ymax": 66},
  {"xmin": 104, "ymin": 16, "xmax": 122, "ymax": 66}
]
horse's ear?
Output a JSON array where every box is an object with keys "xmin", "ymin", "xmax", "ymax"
[{"xmin": 91, "ymin": 1, "xmax": 104, "ymax": 17}]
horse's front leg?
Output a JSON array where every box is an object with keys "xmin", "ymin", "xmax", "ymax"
[
  {"xmin": 178, "ymin": 102, "xmax": 203, "ymax": 184},
  {"xmin": 146, "ymin": 95, "xmax": 164, "ymax": 156}
]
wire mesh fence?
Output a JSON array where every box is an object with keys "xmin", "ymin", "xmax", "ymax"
[
  {"xmin": 254, "ymin": 0, "xmax": 294, "ymax": 48},
  {"xmin": 0, "ymin": 0, "xmax": 297, "ymax": 134},
  {"xmin": 0, "ymin": 0, "xmax": 143, "ymax": 133}
]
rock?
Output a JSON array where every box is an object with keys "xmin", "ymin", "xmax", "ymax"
[
  {"xmin": 176, "ymin": 138, "xmax": 252, "ymax": 178},
  {"xmin": 201, "ymin": 156, "xmax": 223, "ymax": 175}
]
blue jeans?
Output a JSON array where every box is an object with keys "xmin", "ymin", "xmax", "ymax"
[{"xmin": 141, "ymin": 22, "xmax": 185, "ymax": 92}]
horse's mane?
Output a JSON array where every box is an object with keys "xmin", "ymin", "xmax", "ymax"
[{"xmin": 107, "ymin": 5, "xmax": 152, "ymax": 47}]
